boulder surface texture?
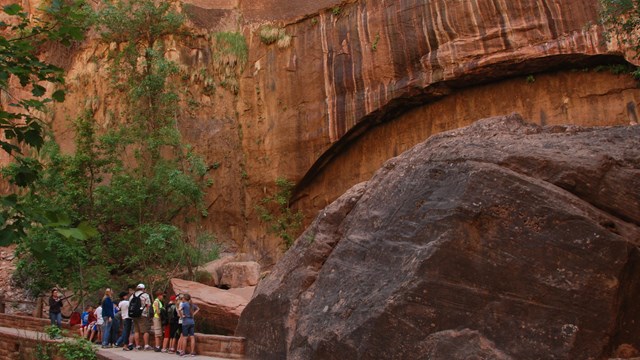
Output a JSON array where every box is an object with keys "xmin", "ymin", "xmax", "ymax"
[
  {"xmin": 236, "ymin": 114, "xmax": 640, "ymax": 360},
  {"xmin": 171, "ymin": 278, "xmax": 246, "ymax": 335}
]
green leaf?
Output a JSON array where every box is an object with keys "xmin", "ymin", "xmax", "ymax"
[
  {"xmin": 45, "ymin": 211, "xmax": 72, "ymax": 227},
  {"xmin": 0, "ymin": 194, "xmax": 18, "ymax": 207},
  {"xmin": 23, "ymin": 128, "xmax": 44, "ymax": 149},
  {"xmin": 77, "ymin": 221, "xmax": 99, "ymax": 239},
  {"xmin": 3, "ymin": 4, "xmax": 23, "ymax": 16},
  {"xmin": 0, "ymin": 140, "xmax": 20, "ymax": 155},
  {"xmin": 0, "ymin": 229, "xmax": 19, "ymax": 246},
  {"xmin": 51, "ymin": 89, "xmax": 65, "ymax": 102},
  {"xmin": 31, "ymin": 85, "xmax": 46, "ymax": 97},
  {"xmin": 55, "ymin": 227, "xmax": 87, "ymax": 240}
]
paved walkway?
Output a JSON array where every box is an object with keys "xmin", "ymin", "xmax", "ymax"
[
  {"xmin": 0, "ymin": 326, "xmax": 228, "ymax": 360},
  {"xmin": 97, "ymin": 347, "xmax": 229, "ymax": 360}
]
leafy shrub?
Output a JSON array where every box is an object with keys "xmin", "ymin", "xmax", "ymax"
[
  {"xmin": 259, "ymin": 25, "xmax": 281, "ymax": 45},
  {"xmin": 58, "ymin": 338, "xmax": 97, "ymax": 360},
  {"xmin": 256, "ymin": 178, "xmax": 304, "ymax": 249},
  {"xmin": 44, "ymin": 325, "xmax": 63, "ymax": 339},
  {"xmin": 259, "ymin": 25, "xmax": 291, "ymax": 48}
]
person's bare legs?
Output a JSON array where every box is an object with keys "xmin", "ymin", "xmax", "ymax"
[
  {"xmin": 162, "ymin": 335, "xmax": 169, "ymax": 351},
  {"xmin": 177, "ymin": 334, "xmax": 185, "ymax": 354},
  {"xmin": 135, "ymin": 329, "xmax": 141, "ymax": 348},
  {"xmin": 189, "ymin": 335, "xmax": 196, "ymax": 355}
]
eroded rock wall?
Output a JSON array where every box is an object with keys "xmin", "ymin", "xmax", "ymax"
[
  {"xmin": 236, "ymin": 114, "xmax": 640, "ymax": 359},
  {"xmin": 237, "ymin": 0, "xmax": 639, "ymax": 263},
  {"xmin": 3, "ymin": 0, "xmax": 640, "ymax": 266}
]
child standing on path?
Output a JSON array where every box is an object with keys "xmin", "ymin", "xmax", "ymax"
[{"xmin": 177, "ymin": 293, "xmax": 199, "ymax": 357}]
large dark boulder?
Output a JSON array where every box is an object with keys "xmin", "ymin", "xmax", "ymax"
[{"xmin": 236, "ymin": 114, "xmax": 640, "ymax": 360}]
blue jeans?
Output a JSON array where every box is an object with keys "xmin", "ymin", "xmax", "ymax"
[
  {"xmin": 116, "ymin": 318, "xmax": 132, "ymax": 347},
  {"xmin": 110, "ymin": 316, "xmax": 120, "ymax": 344},
  {"xmin": 102, "ymin": 317, "xmax": 113, "ymax": 345},
  {"xmin": 49, "ymin": 312, "xmax": 62, "ymax": 327}
]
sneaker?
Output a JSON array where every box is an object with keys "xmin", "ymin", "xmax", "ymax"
[
  {"xmin": 154, "ymin": 346, "xmax": 161, "ymax": 352},
  {"xmin": 161, "ymin": 348, "xmax": 168, "ymax": 353},
  {"xmin": 136, "ymin": 346, "xmax": 143, "ymax": 351},
  {"xmin": 123, "ymin": 347, "xmax": 131, "ymax": 351},
  {"xmin": 190, "ymin": 354, "xmax": 196, "ymax": 357},
  {"xmin": 144, "ymin": 345, "xmax": 153, "ymax": 351},
  {"xmin": 177, "ymin": 351, "xmax": 185, "ymax": 356},
  {"xmin": 128, "ymin": 344, "xmax": 135, "ymax": 350}
]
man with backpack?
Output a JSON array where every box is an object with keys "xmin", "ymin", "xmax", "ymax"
[{"xmin": 129, "ymin": 283, "xmax": 152, "ymax": 351}]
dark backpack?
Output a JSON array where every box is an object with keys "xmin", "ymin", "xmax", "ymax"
[
  {"xmin": 128, "ymin": 293, "xmax": 143, "ymax": 318},
  {"xmin": 160, "ymin": 305, "xmax": 169, "ymax": 326},
  {"xmin": 167, "ymin": 303, "xmax": 178, "ymax": 325}
]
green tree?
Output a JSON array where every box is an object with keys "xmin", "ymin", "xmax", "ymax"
[
  {"xmin": 0, "ymin": 1, "xmax": 90, "ymax": 245},
  {"xmin": 10, "ymin": 0, "xmax": 218, "ymax": 296}
]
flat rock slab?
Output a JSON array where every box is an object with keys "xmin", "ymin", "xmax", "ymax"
[
  {"xmin": 237, "ymin": 114, "xmax": 640, "ymax": 359},
  {"xmin": 171, "ymin": 278, "xmax": 246, "ymax": 335}
]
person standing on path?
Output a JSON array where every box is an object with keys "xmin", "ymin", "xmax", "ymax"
[
  {"xmin": 152, "ymin": 291, "xmax": 165, "ymax": 352},
  {"xmin": 48, "ymin": 288, "xmax": 65, "ymax": 330},
  {"xmin": 101, "ymin": 288, "xmax": 115, "ymax": 348},
  {"xmin": 130, "ymin": 283, "xmax": 152, "ymax": 351},
  {"xmin": 116, "ymin": 291, "xmax": 133, "ymax": 350},
  {"xmin": 177, "ymin": 293, "xmax": 199, "ymax": 357}
]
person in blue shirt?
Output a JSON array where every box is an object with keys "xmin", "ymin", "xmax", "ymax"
[
  {"xmin": 177, "ymin": 293, "xmax": 199, "ymax": 356},
  {"xmin": 79, "ymin": 305, "xmax": 93, "ymax": 337},
  {"xmin": 101, "ymin": 288, "xmax": 115, "ymax": 348}
]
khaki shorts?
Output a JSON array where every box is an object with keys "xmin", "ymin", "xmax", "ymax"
[
  {"xmin": 152, "ymin": 317, "xmax": 162, "ymax": 336},
  {"xmin": 132, "ymin": 316, "xmax": 150, "ymax": 334}
]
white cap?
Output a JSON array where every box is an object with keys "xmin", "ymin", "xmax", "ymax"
[{"xmin": 137, "ymin": 283, "xmax": 145, "ymax": 289}]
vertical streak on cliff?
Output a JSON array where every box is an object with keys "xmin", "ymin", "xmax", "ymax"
[
  {"xmin": 540, "ymin": 0, "xmax": 559, "ymax": 40},
  {"xmin": 468, "ymin": 1, "xmax": 487, "ymax": 56},
  {"xmin": 421, "ymin": 1, "xmax": 441, "ymax": 84},
  {"xmin": 437, "ymin": 0, "xmax": 461, "ymax": 74},
  {"xmin": 320, "ymin": 13, "xmax": 337, "ymax": 142},
  {"xmin": 352, "ymin": 7, "xmax": 367, "ymax": 129},
  {"xmin": 356, "ymin": 1, "xmax": 371, "ymax": 116},
  {"xmin": 494, "ymin": 0, "xmax": 513, "ymax": 51}
]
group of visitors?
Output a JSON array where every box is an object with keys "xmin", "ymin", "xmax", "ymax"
[{"xmin": 50, "ymin": 283, "xmax": 200, "ymax": 357}]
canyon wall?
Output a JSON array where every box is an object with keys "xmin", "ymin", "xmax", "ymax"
[
  {"xmin": 2, "ymin": 0, "xmax": 639, "ymax": 265},
  {"xmin": 236, "ymin": 0, "xmax": 638, "ymax": 263}
]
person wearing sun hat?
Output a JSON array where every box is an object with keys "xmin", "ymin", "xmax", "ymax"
[{"xmin": 131, "ymin": 283, "xmax": 152, "ymax": 351}]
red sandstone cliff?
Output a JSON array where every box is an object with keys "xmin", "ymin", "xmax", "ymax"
[{"xmin": 2, "ymin": 0, "xmax": 640, "ymax": 265}]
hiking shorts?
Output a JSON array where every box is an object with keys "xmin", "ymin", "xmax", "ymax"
[
  {"xmin": 152, "ymin": 317, "xmax": 162, "ymax": 336},
  {"xmin": 132, "ymin": 316, "xmax": 150, "ymax": 334},
  {"xmin": 182, "ymin": 323, "xmax": 195, "ymax": 337},
  {"xmin": 170, "ymin": 323, "xmax": 180, "ymax": 340}
]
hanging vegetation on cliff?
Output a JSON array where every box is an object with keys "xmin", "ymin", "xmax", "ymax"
[
  {"xmin": 600, "ymin": 0, "xmax": 640, "ymax": 76},
  {"xmin": 0, "ymin": 1, "xmax": 91, "ymax": 245},
  {"xmin": 7, "ymin": 0, "xmax": 219, "ymax": 296}
]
